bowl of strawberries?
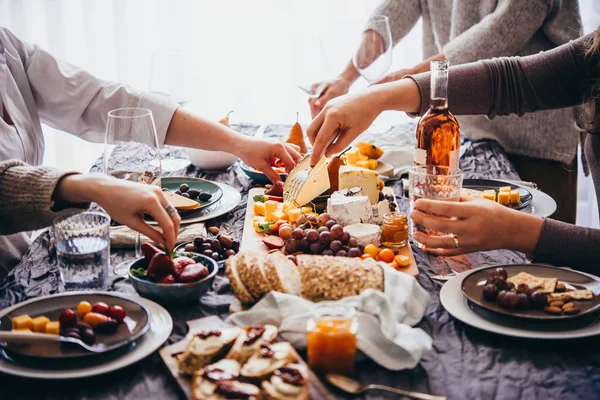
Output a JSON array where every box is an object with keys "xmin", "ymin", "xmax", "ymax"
[{"xmin": 128, "ymin": 242, "xmax": 218, "ymax": 305}]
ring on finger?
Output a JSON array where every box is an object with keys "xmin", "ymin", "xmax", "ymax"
[
  {"xmin": 164, "ymin": 203, "xmax": 178, "ymax": 217},
  {"xmin": 451, "ymin": 234, "xmax": 460, "ymax": 249}
]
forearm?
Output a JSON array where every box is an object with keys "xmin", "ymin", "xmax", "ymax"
[
  {"xmin": 502, "ymin": 211, "xmax": 544, "ymax": 256},
  {"xmin": 339, "ymin": 60, "xmax": 361, "ymax": 85}
]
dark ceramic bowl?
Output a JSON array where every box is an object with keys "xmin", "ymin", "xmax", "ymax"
[{"xmin": 128, "ymin": 254, "xmax": 218, "ymax": 305}]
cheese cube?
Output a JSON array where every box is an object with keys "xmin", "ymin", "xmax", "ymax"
[
  {"xmin": 483, "ymin": 190, "xmax": 496, "ymax": 201},
  {"xmin": 253, "ymin": 201, "xmax": 265, "ymax": 216},
  {"xmin": 282, "ymin": 202, "xmax": 295, "ymax": 213},
  {"xmin": 339, "ymin": 166, "xmax": 380, "ymax": 204},
  {"xmin": 499, "ymin": 186, "xmax": 511, "ymax": 193},
  {"xmin": 264, "ymin": 200, "xmax": 279, "ymax": 221},
  {"xmin": 497, "ymin": 191, "xmax": 510, "ymax": 205},
  {"xmin": 301, "ymin": 206, "xmax": 314, "ymax": 214},
  {"xmin": 345, "ymin": 148, "xmax": 361, "ymax": 164},
  {"xmin": 509, "ymin": 189, "xmax": 521, "ymax": 204},
  {"xmin": 31, "ymin": 316, "xmax": 50, "ymax": 333},
  {"xmin": 367, "ymin": 159, "xmax": 378, "ymax": 170},
  {"xmin": 45, "ymin": 321, "xmax": 60, "ymax": 335},
  {"xmin": 270, "ymin": 211, "xmax": 288, "ymax": 222},
  {"xmin": 12, "ymin": 314, "xmax": 33, "ymax": 330},
  {"xmin": 287, "ymin": 208, "xmax": 302, "ymax": 223},
  {"xmin": 354, "ymin": 160, "xmax": 371, "ymax": 169},
  {"xmin": 357, "ymin": 153, "xmax": 369, "ymax": 161},
  {"xmin": 12, "ymin": 328, "xmax": 32, "ymax": 332}
]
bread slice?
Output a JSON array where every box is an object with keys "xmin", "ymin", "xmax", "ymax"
[
  {"xmin": 177, "ymin": 327, "xmax": 241, "ymax": 375},
  {"xmin": 297, "ymin": 255, "xmax": 384, "ymax": 300},
  {"xmin": 225, "ymin": 255, "xmax": 256, "ymax": 305},
  {"xmin": 211, "ymin": 381, "xmax": 262, "ymax": 400},
  {"xmin": 237, "ymin": 251, "xmax": 272, "ymax": 299},
  {"xmin": 225, "ymin": 325, "xmax": 278, "ymax": 365},
  {"xmin": 550, "ymin": 289, "xmax": 593, "ymax": 300},
  {"xmin": 240, "ymin": 342, "xmax": 298, "ymax": 381},
  {"xmin": 263, "ymin": 252, "xmax": 301, "ymax": 296},
  {"xmin": 261, "ymin": 363, "xmax": 309, "ymax": 400},
  {"xmin": 191, "ymin": 359, "xmax": 241, "ymax": 400}
]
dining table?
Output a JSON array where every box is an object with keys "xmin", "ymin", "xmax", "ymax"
[{"xmin": 1, "ymin": 123, "xmax": 599, "ymax": 400}]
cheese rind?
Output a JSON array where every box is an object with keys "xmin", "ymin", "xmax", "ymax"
[
  {"xmin": 327, "ymin": 195, "xmax": 372, "ymax": 226},
  {"xmin": 339, "ymin": 166, "xmax": 379, "ymax": 204}
]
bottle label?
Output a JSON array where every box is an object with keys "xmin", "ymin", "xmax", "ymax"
[
  {"xmin": 414, "ymin": 148, "xmax": 427, "ymax": 165},
  {"xmin": 449, "ymin": 149, "xmax": 460, "ymax": 169}
]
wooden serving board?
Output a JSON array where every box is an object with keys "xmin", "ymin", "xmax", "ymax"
[
  {"xmin": 159, "ymin": 316, "xmax": 335, "ymax": 400},
  {"xmin": 241, "ymin": 187, "xmax": 419, "ymax": 277}
]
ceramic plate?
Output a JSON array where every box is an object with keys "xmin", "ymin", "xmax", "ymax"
[
  {"xmin": 240, "ymin": 162, "xmax": 287, "ymax": 184},
  {"xmin": 0, "ymin": 296, "xmax": 172, "ymax": 379},
  {"xmin": 162, "ymin": 177, "xmax": 223, "ymax": 216},
  {"xmin": 441, "ymin": 269, "xmax": 600, "ymax": 339},
  {"xmin": 0, "ymin": 292, "xmax": 150, "ymax": 359},
  {"xmin": 461, "ymin": 264, "xmax": 600, "ymax": 321},
  {"xmin": 462, "ymin": 179, "xmax": 533, "ymax": 210}
]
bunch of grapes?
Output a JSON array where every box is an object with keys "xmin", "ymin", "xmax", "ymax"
[
  {"xmin": 277, "ymin": 213, "xmax": 364, "ymax": 263},
  {"xmin": 482, "ymin": 268, "xmax": 547, "ymax": 310}
]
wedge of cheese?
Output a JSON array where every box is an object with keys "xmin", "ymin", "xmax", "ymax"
[
  {"xmin": 164, "ymin": 191, "xmax": 201, "ymax": 210},
  {"xmin": 339, "ymin": 166, "xmax": 379, "ymax": 204},
  {"xmin": 283, "ymin": 155, "xmax": 330, "ymax": 207}
]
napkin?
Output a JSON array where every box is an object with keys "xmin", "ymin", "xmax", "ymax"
[
  {"xmin": 110, "ymin": 223, "xmax": 207, "ymax": 248},
  {"xmin": 225, "ymin": 263, "xmax": 432, "ymax": 371},
  {"xmin": 378, "ymin": 146, "xmax": 416, "ymax": 178}
]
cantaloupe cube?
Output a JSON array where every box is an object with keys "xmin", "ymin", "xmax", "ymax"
[
  {"xmin": 367, "ymin": 159, "xmax": 378, "ymax": 170},
  {"xmin": 264, "ymin": 200, "xmax": 278, "ymax": 221},
  {"xmin": 270, "ymin": 211, "xmax": 288, "ymax": 222},
  {"xmin": 499, "ymin": 186, "xmax": 511, "ymax": 193},
  {"xmin": 301, "ymin": 206, "xmax": 314, "ymax": 214},
  {"xmin": 345, "ymin": 149, "xmax": 360, "ymax": 164},
  {"xmin": 31, "ymin": 316, "xmax": 50, "ymax": 333},
  {"xmin": 287, "ymin": 208, "xmax": 302, "ymax": 223},
  {"xmin": 497, "ymin": 191, "xmax": 510, "ymax": 206},
  {"xmin": 12, "ymin": 314, "xmax": 33, "ymax": 330},
  {"xmin": 354, "ymin": 160, "xmax": 371, "ymax": 169},
  {"xmin": 45, "ymin": 321, "xmax": 60, "ymax": 335},
  {"xmin": 509, "ymin": 189, "xmax": 521, "ymax": 204},
  {"xmin": 253, "ymin": 201, "xmax": 265, "ymax": 216},
  {"xmin": 483, "ymin": 190, "xmax": 496, "ymax": 201}
]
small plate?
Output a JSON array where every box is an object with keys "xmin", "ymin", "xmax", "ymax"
[
  {"xmin": 240, "ymin": 162, "xmax": 287, "ymax": 184},
  {"xmin": 0, "ymin": 292, "xmax": 150, "ymax": 359},
  {"xmin": 461, "ymin": 264, "xmax": 600, "ymax": 321},
  {"xmin": 161, "ymin": 177, "xmax": 223, "ymax": 217},
  {"xmin": 463, "ymin": 179, "xmax": 533, "ymax": 210}
]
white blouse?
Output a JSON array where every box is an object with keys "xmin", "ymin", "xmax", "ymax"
[{"xmin": 0, "ymin": 27, "xmax": 178, "ymax": 276}]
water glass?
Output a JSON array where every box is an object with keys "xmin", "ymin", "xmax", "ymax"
[
  {"xmin": 53, "ymin": 212, "xmax": 110, "ymax": 290},
  {"xmin": 408, "ymin": 165, "xmax": 464, "ymax": 248}
]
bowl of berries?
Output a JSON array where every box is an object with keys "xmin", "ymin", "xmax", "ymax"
[{"xmin": 128, "ymin": 243, "xmax": 218, "ymax": 305}]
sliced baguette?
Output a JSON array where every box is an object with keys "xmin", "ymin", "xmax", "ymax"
[
  {"xmin": 263, "ymin": 252, "xmax": 301, "ymax": 296},
  {"xmin": 237, "ymin": 251, "xmax": 272, "ymax": 299},
  {"xmin": 240, "ymin": 342, "xmax": 298, "ymax": 381},
  {"xmin": 261, "ymin": 363, "xmax": 309, "ymax": 400},
  {"xmin": 177, "ymin": 327, "xmax": 241, "ymax": 375},
  {"xmin": 192, "ymin": 359, "xmax": 241, "ymax": 400},
  {"xmin": 225, "ymin": 255, "xmax": 256, "ymax": 305},
  {"xmin": 225, "ymin": 325, "xmax": 278, "ymax": 365}
]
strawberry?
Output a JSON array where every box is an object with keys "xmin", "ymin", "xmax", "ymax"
[
  {"xmin": 141, "ymin": 242, "xmax": 164, "ymax": 264},
  {"xmin": 147, "ymin": 253, "xmax": 174, "ymax": 278},
  {"xmin": 157, "ymin": 274, "xmax": 175, "ymax": 284},
  {"xmin": 179, "ymin": 263, "xmax": 209, "ymax": 283},
  {"xmin": 172, "ymin": 256, "xmax": 196, "ymax": 277}
]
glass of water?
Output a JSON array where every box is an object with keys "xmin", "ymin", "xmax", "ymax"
[
  {"xmin": 408, "ymin": 165, "xmax": 464, "ymax": 248},
  {"xmin": 53, "ymin": 212, "xmax": 110, "ymax": 290}
]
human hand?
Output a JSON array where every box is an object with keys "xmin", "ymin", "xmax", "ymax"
[
  {"xmin": 373, "ymin": 68, "xmax": 414, "ymax": 85},
  {"xmin": 410, "ymin": 196, "xmax": 544, "ymax": 256},
  {"xmin": 237, "ymin": 138, "xmax": 302, "ymax": 183},
  {"xmin": 308, "ymin": 77, "xmax": 352, "ymax": 118}
]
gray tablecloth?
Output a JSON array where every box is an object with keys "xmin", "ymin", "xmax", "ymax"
[{"xmin": 1, "ymin": 124, "xmax": 599, "ymax": 400}]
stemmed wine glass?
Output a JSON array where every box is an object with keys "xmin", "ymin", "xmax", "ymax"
[
  {"xmin": 352, "ymin": 16, "xmax": 393, "ymax": 84},
  {"xmin": 104, "ymin": 107, "xmax": 162, "ymax": 276},
  {"xmin": 296, "ymin": 34, "xmax": 333, "ymax": 98}
]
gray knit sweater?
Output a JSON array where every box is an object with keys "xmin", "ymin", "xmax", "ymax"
[{"xmin": 369, "ymin": 0, "xmax": 583, "ymax": 164}]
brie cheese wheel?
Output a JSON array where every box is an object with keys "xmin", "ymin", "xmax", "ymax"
[
  {"xmin": 343, "ymin": 223, "xmax": 382, "ymax": 247},
  {"xmin": 327, "ymin": 195, "xmax": 372, "ymax": 226},
  {"xmin": 330, "ymin": 187, "xmax": 365, "ymax": 199},
  {"xmin": 339, "ymin": 166, "xmax": 379, "ymax": 204},
  {"xmin": 371, "ymin": 200, "xmax": 392, "ymax": 224}
]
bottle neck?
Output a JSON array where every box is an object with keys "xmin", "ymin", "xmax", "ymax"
[{"xmin": 429, "ymin": 60, "xmax": 449, "ymax": 110}]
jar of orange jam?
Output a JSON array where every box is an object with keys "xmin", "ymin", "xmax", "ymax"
[
  {"xmin": 381, "ymin": 212, "xmax": 409, "ymax": 248},
  {"xmin": 306, "ymin": 302, "xmax": 358, "ymax": 377}
]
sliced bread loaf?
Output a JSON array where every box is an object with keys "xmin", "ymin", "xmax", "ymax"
[
  {"xmin": 236, "ymin": 251, "xmax": 272, "ymax": 299},
  {"xmin": 225, "ymin": 255, "xmax": 256, "ymax": 305},
  {"xmin": 263, "ymin": 252, "xmax": 301, "ymax": 296}
]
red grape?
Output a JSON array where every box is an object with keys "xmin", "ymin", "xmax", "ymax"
[
  {"xmin": 59, "ymin": 309, "xmax": 78, "ymax": 328},
  {"xmin": 317, "ymin": 213, "xmax": 332, "ymax": 226},
  {"xmin": 307, "ymin": 215, "xmax": 318, "ymax": 224},
  {"xmin": 285, "ymin": 239, "xmax": 298, "ymax": 254},
  {"xmin": 347, "ymin": 248, "xmax": 362, "ymax": 258},
  {"xmin": 109, "ymin": 305, "xmax": 126, "ymax": 323},
  {"xmin": 503, "ymin": 292, "xmax": 519, "ymax": 309},
  {"xmin": 309, "ymin": 242, "xmax": 323, "ymax": 254},
  {"xmin": 297, "ymin": 215, "xmax": 308, "ymax": 225},
  {"xmin": 299, "ymin": 238, "xmax": 310, "ymax": 252},
  {"xmin": 335, "ymin": 250, "xmax": 347, "ymax": 257},
  {"xmin": 319, "ymin": 231, "xmax": 332, "ymax": 245},
  {"xmin": 482, "ymin": 284, "xmax": 498, "ymax": 301},
  {"xmin": 325, "ymin": 220, "xmax": 336, "ymax": 229},
  {"xmin": 279, "ymin": 225, "xmax": 293, "ymax": 240},
  {"xmin": 305, "ymin": 229, "xmax": 319, "ymax": 242},
  {"xmin": 340, "ymin": 231, "xmax": 351, "ymax": 244},
  {"xmin": 317, "ymin": 226, "xmax": 329, "ymax": 233},
  {"xmin": 292, "ymin": 229, "xmax": 304, "ymax": 241},
  {"xmin": 322, "ymin": 250, "xmax": 334, "ymax": 256},
  {"xmin": 91, "ymin": 302, "xmax": 110, "ymax": 316},
  {"xmin": 330, "ymin": 224, "xmax": 344, "ymax": 240},
  {"xmin": 330, "ymin": 240, "xmax": 343, "ymax": 252},
  {"xmin": 348, "ymin": 238, "xmax": 359, "ymax": 248}
]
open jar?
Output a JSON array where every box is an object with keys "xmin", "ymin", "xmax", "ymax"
[
  {"xmin": 381, "ymin": 212, "xmax": 409, "ymax": 248},
  {"xmin": 306, "ymin": 302, "xmax": 358, "ymax": 377}
]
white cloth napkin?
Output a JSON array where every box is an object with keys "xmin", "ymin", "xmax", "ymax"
[
  {"xmin": 379, "ymin": 146, "xmax": 416, "ymax": 178},
  {"xmin": 110, "ymin": 223, "xmax": 207, "ymax": 248},
  {"xmin": 225, "ymin": 263, "xmax": 432, "ymax": 371}
]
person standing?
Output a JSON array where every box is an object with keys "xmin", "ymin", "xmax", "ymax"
[{"xmin": 309, "ymin": 0, "xmax": 583, "ymax": 223}]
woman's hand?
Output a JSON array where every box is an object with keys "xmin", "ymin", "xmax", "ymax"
[
  {"xmin": 236, "ymin": 138, "xmax": 302, "ymax": 183},
  {"xmin": 374, "ymin": 68, "xmax": 414, "ymax": 85},
  {"xmin": 56, "ymin": 175, "xmax": 181, "ymax": 251},
  {"xmin": 410, "ymin": 196, "xmax": 544, "ymax": 256},
  {"xmin": 308, "ymin": 77, "xmax": 352, "ymax": 118}
]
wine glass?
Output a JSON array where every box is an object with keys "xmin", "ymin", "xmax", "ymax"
[
  {"xmin": 295, "ymin": 34, "xmax": 333, "ymax": 98},
  {"xmin": 149, "ymin": 49, "xmax": 191, "ymax": 172},
  {"xmin": 104, "ymin": 107, "xmax": 162, "ymax": 276},
  {"xmin": 352, "ymin": 16, "xmax": 393, "ymax": 84}
]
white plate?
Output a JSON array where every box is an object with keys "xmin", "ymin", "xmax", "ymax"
[
  {"xmin": 517, "ymin": 185, "xmax": 556, "ymax": 218},
  {"xmin": 149, "ymin": 181, "xmax": 241, "ymax": 226},
  {"xmin": 440, "ymin": 269, "xmax": 600, "ymax": 340},
  {"xmin": 0, "ymin": 296, "xmax": 172, "ymax": 379}
]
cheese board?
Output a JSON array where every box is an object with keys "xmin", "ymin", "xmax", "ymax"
[{"xmin": 159, "ymin": 316, "xmax": 335, "ymax": 400}]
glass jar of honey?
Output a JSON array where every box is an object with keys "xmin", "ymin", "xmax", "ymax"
[
  {"xmin": 306, "ymin": 302, "xmax": 358, "ymax": 377},
  {"xmin": 381, "ymin": 212, "xmax": 409, "ymax": 248}
]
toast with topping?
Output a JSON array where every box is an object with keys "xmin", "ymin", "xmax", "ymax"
[
  {"xmin": 192, "ymin": 359, "xmax": 241, "ymax": 400},
  {"xmin": 225, "ymin": 325, "xmax": 278, "ymax": 365},
  {"xmin": 261, "ymin": 363, "xmax": 309, "ymax": 400},
  {"xmin": 177, "ymin": 328, "xmax": 241, "ymax": 375},
  {"xmin": 240, "ymin": 342, "xmax": 298, "ymax": 381}
]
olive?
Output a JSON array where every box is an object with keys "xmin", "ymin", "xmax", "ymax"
[
  {"xmin": 81, "ymin": 329, "xmax": 96, "ymax": 345},
  {"xmin": 175, "ymin": 190, "xmax": 182, "ymax": 195},
  {"xmin": 504, "ymin": 292, "xmax": 519, "ymax": 309},
  {"xmin": 193, "ymin": 236, "xmax": 205, "ymax": 248},
  {"xmin": 179, "ymin": 183, "xmax": 189, "ymax": 193},
  {"xmin": 203, "ymin": 249, "xmax": 214, "ymax": 258},
  {"xmin": 184, "ymin": 243, "xmax": 196, "ymax": 252},
  {"xmin": 493, "ymin": 267, "xmax": 508, "ymax": 280},
  {"xmin": 95, "ymin": 319, "xmax": 119, "ymax": 334},
  {"xmin": 517, "ymin": 293, "xmax": 530, "ymax": 309},
  {"xmin": 531, "ymin": 290, "xmax": 548, "ymax": 308},
  {"xmin": 201, "ymin": 242, "xmax": 212, "ymax": 252},
  {"xmin": 219, "ymin": 235, "xmax": 233, "ymax": 249},
  {"xmin": 187, "ymin": 189, "xmax": 200, "ymax": 199},
  {"xmin": 224, "ymin": 249, "xmax": 236, "ymax": 258},
  {"xmin": 482, "ymin": 284, "xmax": 498, "ymax": 301},
  {"xmin": 211, "ymin": 252, "xmax": 221, "ymax": 261},
  {"xmin": 496, "ymin": 290, "xmax": 508, "ymax": 306},
  {"xmin": 180, "ymin": 192, "xmax": 191, "ymax": 199},
  {"xmin": 211, "ymin": 240, "xmax": 222, "ymax": 253},
  {"xmin": 198, "ymin": 192, "xmax": 212, "ymax": 202},
  {"xmin": 75, "ymin": 322, "xmax": 93, "ymax": 332},
  {"xmin": 231, "ymin": 240, "xmax": 240, "ymax": 252},
  {"xmin": 62, "ymin": 330, "xmax": 81, "ymax": 340},
  {"xmin": 61, "ymin": 327, "xmax": 80, "ymax": 336}
]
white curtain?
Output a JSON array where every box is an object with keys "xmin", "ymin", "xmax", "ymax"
[{"xmin": 0, "ymin": 0, "xmax": 598, "ymax": 227}]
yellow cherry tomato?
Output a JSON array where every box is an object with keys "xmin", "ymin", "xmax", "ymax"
[
  {"xmin": 364, "ymin": 244, "xmax": 379, "ymax": 258},
  {"xmin": 77, "ymin": 301, "xmax": 92, "ymax": 316},
  {"xmin": 360, "ymin": 254, "xmax": 374, "ymax": 260},
  {"xmin": 395, "ymin": 255, "xmax": 411, "ymax": 267},
  {"xmin": 378, "ymin": 248, "xmax": 395, "ymax": 263}
]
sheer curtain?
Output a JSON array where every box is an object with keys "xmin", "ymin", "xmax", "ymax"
[{"xmin": 0, "ymin": 0, "xmax": 598, "ymax": 227}]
